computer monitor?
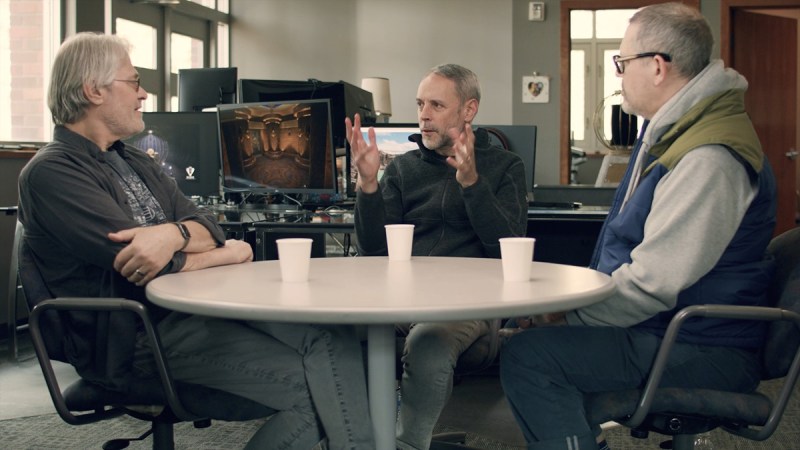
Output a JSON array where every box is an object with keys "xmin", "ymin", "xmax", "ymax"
[
  {"xmin": 238, "ymin": 79, "xmax": 376, "ymax": 150},
  {"xmin": 347, "ymin": 123, "xmax": 419, "ymax": 195},
  {"xmin": 178, "ymin": 67, "xmax": 238, "ymax": 112},
  {"xmin": 124, "ymin": 112, "xmax": 221, "ymax": 198},
  {"xmin": 216, "ymin": 99, "xmax": 337, "ymax": 197},
  {"xmin": 479, "ymin": 125, "xmax": 537, "ymax": 193}
]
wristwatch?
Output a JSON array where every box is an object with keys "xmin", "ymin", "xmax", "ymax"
[{"xmin": 173, "ymin": 222, "xmax": 191, "ymax": 252}]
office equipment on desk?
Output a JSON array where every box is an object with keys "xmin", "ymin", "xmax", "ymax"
[
  {"xmin": 216, "ymin": 99, "xmax": 338, "ymax": 209},
  {"xmin": 124, "ymin": 112, "xmax": 222, "ymax": 199},
  {"xmin": 532, "ymin": 185, "xmax": 615, "ymax": 207},
  {"xmin": 238, "ymin": 79, "xmax": 376, "ymax": 150},
  {"xmin": 528, "ymin": 201, "xmax": 581, "ymax": 210},
  {"xmin": 527, "ymin": 203, "xmax": 608, "ymax": 267},
  {"xmin": 178, "ymin": 67, "xmax": 238, "ymax": 112},
  {"xmin": 213, "ymin": 205, "xmax": 355, "ymax": 260}
]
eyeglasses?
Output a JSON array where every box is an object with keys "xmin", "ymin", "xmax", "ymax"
[
  {"xmin": 113, "ymin": 78, "xmax": 141, "ymax": 91},
  {"xmin": 612, "ymin": 52, "xmax": 672, "ymax": 75}
]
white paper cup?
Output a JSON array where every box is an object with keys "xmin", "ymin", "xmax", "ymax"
[
  {"xmin": 276, "ymin": 238, "xmax": 313, "ymax": 282},
  {"xmin": 385, "ymin": 224, "xmax": 415, "ymax": 261},
  {"xmin": 499, "ymin": 237, "xmax": 535, "ymax": 282}
]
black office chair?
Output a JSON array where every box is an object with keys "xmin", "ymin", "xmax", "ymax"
[
  {"xmin": 583, "ymin": 226, "xmax": 800, "ymax": 450},
  {"xmin": 6, "ymin": 219, "xmax": 27, "ymax": 361},
  {"xmin": 19, "ymin": 225, "xmax": 276, "ymax": 450}
]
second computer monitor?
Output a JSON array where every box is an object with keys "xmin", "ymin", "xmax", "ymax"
[
  {"xmin": 124, "ymin": 112, "xmax": 222, "ymax": 198},
  {"xmin": 178, "ymin": 67, "xmax": 238, "ymax": 112},
  {"xmin": 216, "ymin": 99, "xmax": 338, "ymax": 196}
]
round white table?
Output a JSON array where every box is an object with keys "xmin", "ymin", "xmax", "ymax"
[{"xmin": 146, "ymin": 256, "xmax": 614, "ymax": 450}]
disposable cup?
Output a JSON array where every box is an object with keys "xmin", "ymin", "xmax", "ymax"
[
  {"xmin": 385, "ymin": 224, "xmax": 415, "ymax": 261},
  {"xmin": 276, "ymin": 238, "xmax": 313, "ymax": 282},
  {"xmin": 499, "ymin": 237, "xmax": 535, "ymax": 282}
]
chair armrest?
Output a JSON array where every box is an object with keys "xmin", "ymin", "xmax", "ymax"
[
  {"xmin": 28, "ymin": 297, "xmax": 202, "ymax": 424},
  {"xmin": 623, "ymin": 304, "xmax": 800, "ymax": 442}
]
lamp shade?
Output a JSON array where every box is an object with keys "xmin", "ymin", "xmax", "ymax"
[{"xmin": 361, "ymin": 77, "xmax": 392, "ymax": 117}]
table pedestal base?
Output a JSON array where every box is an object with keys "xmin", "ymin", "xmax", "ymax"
[{"xmin": 368, "ymin": 324, "xmax": 396, "ymax": 450}]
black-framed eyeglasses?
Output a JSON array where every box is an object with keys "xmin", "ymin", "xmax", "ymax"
[
  {"xmin": 114, "ymin": 78, "xmax": 141, "ymax": 91},
  {"xmin": 612, "ymin": 52, "xmax": 672, "ymax": 75}
]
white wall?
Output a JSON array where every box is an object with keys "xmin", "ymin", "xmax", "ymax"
[{"xmin": 230, "ymin": 0, "xmax": 512, "ymax": 125}]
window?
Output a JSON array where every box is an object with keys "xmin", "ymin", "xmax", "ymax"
[
  {"xmin": 113, "ymin": 0, "xmax": 231, "ymax": 112},
  {"xmin": 0, "ymin": 0, "xmax": 60, "ymax": 142},
  {"xmin": 0, "ymin": 0, "xmax": 231, "ymax": 142},
  {"xmin": 569, "ymin": 9, "xmax": 636, "ymax": 153},
  {"xmin": 116, "ymin": 18, "xmax": 157, "ymax": 70}
]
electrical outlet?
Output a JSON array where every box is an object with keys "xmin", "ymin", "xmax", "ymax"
[{"xmin": 529, "ymin": 1, "xmax": 545, "ymax": 22}]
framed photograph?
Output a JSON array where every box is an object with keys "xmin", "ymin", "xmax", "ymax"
[{"xmin": 523, "ymin": 75, "xmax": 549, "ymax": 103}]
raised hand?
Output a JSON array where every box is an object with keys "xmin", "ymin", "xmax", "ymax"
[
  {"xmin": 445, "ymin": 122, "xmax": 478, "ymax": 187},
  {"xmin": 345, "ymin": 113, "xmax": 381, "ymax": 194}
]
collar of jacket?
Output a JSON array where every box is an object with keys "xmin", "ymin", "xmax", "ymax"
[
  {"xmin": 645, "ymin": 89, "xmax": 763, "ymax": 175},
  {"xmin": 53, "ymin": 125, "xmax": 128, "ymax": 161}
]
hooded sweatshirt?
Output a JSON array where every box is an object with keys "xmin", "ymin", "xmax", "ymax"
[{"xmin": 567, "ymin": 60, "xmax": 776, "ymax": 349}]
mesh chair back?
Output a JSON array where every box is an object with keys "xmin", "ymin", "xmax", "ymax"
[{"xmin": 762, "ymin": 227, "xmax": 800, "ymax": 380}]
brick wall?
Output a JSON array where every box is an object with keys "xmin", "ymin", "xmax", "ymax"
[{"xmin": 9, "ymin": 0, "xmax": 45, "ymax": 141}]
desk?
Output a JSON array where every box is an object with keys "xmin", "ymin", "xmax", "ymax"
[
  {"xmin": 214, "ymin": 207, "xmax": 355, "ymax": 259},
  {"xmin": 146, "ymin": 256, "xmax": 614, "ymax": 450},
  {"xmin": 213, "ymin": 205, "xmax": 608, "ymax": 265},
  {"xmin": 527, "ymin": 206, "xmax": 607, "ymax": 266}
]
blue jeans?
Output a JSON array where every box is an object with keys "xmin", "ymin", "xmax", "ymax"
[
  {"xmin": 396, "ymin": 320, "xmax": 490, "ymax": 450},
  {"xmin": 499, "ymin": 326, "xmax": 760, "ymax": 450},
  {"xmin": 137, "ymin": 312, "xmax": 375, "ymax": 450}
]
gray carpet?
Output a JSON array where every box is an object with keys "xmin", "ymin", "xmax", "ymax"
[{"xmin": 2, "ymin": 377, "xmax": 800, "ymax": 449}]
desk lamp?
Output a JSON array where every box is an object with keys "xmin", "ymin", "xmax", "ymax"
[{"xmin": 361, "ymin": 77, "xmax": 392, "ymax": 124}]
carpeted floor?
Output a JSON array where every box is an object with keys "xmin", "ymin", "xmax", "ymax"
[{"xmin": 3, "ymin": 376, "xmax": 800, "ymax": 449}]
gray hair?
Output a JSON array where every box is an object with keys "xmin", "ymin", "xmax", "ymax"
[
  {"xmin": 48, "ymin": 32, "xmax": 131, "ymax": 125},
  {"xmin": 629, "ymin": 2, "xmax": 713, "ymax": 79},
  {"xmin": 427, "ymin": 64, "xmax": 481, "ymax": 105}
]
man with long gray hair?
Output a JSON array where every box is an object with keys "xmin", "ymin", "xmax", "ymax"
[{"xmin": 19, "ymin": 32, "xmax": 374, "ymax": 450}]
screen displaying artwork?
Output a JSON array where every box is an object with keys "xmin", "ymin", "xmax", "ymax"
[{"xmin": 216, "ymin": 99, "xmax": 337, "ymax": 196}]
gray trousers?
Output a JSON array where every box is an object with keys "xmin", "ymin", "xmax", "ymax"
[
  {"xmin": 136, "ymin": 312, "xmax": 375, "ymax": 450},
  {"xmin": 395, "ymin": 320, "xmax": 490, "ymax": 450},
  {"xmin": 499, "ymin": 326, "xmax": 761, "ymax": 450}
]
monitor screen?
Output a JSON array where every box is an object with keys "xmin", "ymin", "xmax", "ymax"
[
  {"xmin": 124, "ymin": 112, "xmax": 221, "ymax": 198},
  {"xmin": 178, "ymin": 67, "xmax": 238, "ymax": 112},
  {"xmin": 238, "ymin": 79, "xmax": 376, "ymax": 150},
  {"xmin": 216, "ymin": 99, "xmax": 337, "ymax": 196},
  {"xmin": 347, "ymin": 124, "xmax": 419, "ymax": 194}
]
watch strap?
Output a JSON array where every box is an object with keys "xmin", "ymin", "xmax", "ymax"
[{"xmin": 173, "ymin": 222, "xmax": 191, "ymax": 252}]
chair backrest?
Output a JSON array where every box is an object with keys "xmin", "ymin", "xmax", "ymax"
[
  {"xmin": 761, "ymin": 227, "xmax": 800, "ymax": 380},
  {"xmin": 14, "ymin": 222, "xmax": 70, "ymax": 362},
  {"xmin": 6, "ymin": 220, "xmax": 23, "ymax": 316}
]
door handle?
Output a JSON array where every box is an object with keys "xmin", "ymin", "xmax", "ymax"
[{"xmin": 786, "ymin": 149, "xmax": 798, "ymax": 160}]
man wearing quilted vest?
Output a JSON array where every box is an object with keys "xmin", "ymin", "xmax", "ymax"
[{"xmin": 500, "ymin": 3, "xmax": 776, "ymax": 450}]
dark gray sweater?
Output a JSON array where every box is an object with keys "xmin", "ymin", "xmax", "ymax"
[{"xmin": 355, "ymin": 128, "xmax": 528, "ymax": 258}]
